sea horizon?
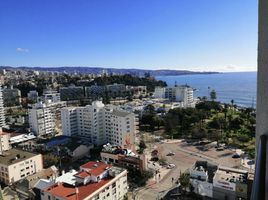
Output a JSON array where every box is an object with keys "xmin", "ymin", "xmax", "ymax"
[{"xmin": 156, "ymin": 71, "xmax": 257, "ymax": 108}]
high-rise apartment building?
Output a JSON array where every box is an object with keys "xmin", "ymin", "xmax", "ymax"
[
  {"xmin": 154, "ymin": 85, "xmax": 195, "ymax": 107},
  {"xmin": 61, "ymin": 101, "xmax": 136, "ymax": 146},
  {"xmin": 28, "ymin": 102, "xmax": 55, "ymax": 137},
  {"xmin": 59, "ymin": 85, "xmax": 84, "ymax": 101},
  {"xmin": 0, "ymin": 85, "xmax": 5, "ymax": 126},
  {"xmin": 42, "ymin": 89, "xmax": 61, "ymax": 103},
  {"xmin": 2, "ymin": 86, "xmax": 21, "ymax": 107}
]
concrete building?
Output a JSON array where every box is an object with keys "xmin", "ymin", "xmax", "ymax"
[
  {"xmin": 213, "ymin": 166, "xmax": 248, "ymax": 200},
  {"xmin": 28, "ymin": 102, "xmax": 55, "ymax": 137},
  {"xmin": 61, "ymin": 101, "xmax": 137, "ymax": 147},
  {"xmin": 189, "ymin": 161, "xmax": 249, "ymax": 200},
  {"xmin": 189, "ymin": 161, "xmax": 217, "ymax": 198},
  {"xmin": 106, "ymin": 83, "xmax": 126, "ymax": 97},
  {"xmin": 0, "ymin": 85, "xmax": 5, "ymax": 126},
  {"xmin": 42, "ymin": 89, "xmax": 61, "ymax": 103},
  {"xmin": 2, "ymin": 86, "xmax": 21, "ymax": 107},
  {"xmin": 59, "ymin": 85, "xmax": 84, "ymax": 101},
  {"xmin": 27, "ymin": 90, "xmax": 39, "ymax": 103},
  {"xmin": 154, "ymin": 85, "xmax": 195, "ymax": 107},
  {"xmin": 0, "ymin": 129, "xmax": 11, "ymax": 154},
  {"xmin": 41, "ymin": 161, "xmax": 128, "ymax": 200},
  {"xmin": 13, "ymin": 166, "xmax": 58, "ymax": 199},
  {"xmin": 254, "ymin": 1, "xmax": 268, "ymax": 199},
  {"xmin": 0, "ymin": 148, "xmax": 43, "ymax": 185},
  {"xmin": 85, "ymin": 85, "xmax": 105, "ymax": 99},
  {"xmin": 126, "ymin": 85, "xmax": 147, "ymax": 97},
  {"xmin": 101, "ymin": 143, "xmax": 148, "ymax": 172}
]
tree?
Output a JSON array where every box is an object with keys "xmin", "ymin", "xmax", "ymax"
[
  {"xmin": 231, "ymin": 99, "xmax": 234, "ymax": 106},
  {"xmin": 139, "ymin": 140, "xmax": 147, "ymax": 149},
  {"xmin": 179, "ymin": 172, "xmax": 190, "ymax": 192},
  {"xmin": 210, "ymin": 90, "xmax": 217, "ymax": 101}
]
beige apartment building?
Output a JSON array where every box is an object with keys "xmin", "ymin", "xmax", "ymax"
[{"xmin": 0, "ymin": 148, "xmax": 43, "ymax": 184}]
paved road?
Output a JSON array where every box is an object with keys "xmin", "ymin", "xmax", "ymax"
[
  {"xmin": 136, "ymin": 143, "xmax": 205, "ymax": 200},
  {"xmin": 135, "ymin": 141, "xmax": 243, "ymax": 200}
]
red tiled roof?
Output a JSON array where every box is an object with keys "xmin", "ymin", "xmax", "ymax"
[
  {"xmin": 45, "ymin": 178, "xmax": 113, "ymax": 200},
  {"xmin": 75, "ymin": 171, "xmax": 90, "ymax": 179},
  {"xmin": 80, "ymin": 162, "xmax": 112, "ymax": 176}
]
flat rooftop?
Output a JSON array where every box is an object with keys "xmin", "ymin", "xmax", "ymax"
[
  {"xmin": 112, "ymin": 109, "xmax": 130, "ymax": 117},
  {"xmin": 0, "ymin": 148, "xmax": 39, "ymax": 165},
  {"xmin": 214, "ymin": 166, "xmax": 248, "ymax": 184}
]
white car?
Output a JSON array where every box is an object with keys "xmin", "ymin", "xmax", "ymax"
[{"xmin": 167, "ymin": 164, "xmax": 176, "ymax": 169}]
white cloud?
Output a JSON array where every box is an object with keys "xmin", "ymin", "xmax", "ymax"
[{"xmin": 16, "ymin": 47, "xmax": 29, "ymax": 53}]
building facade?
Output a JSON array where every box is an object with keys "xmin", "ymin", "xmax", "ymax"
[
  {"xmin": 61, "ymin": 101, "xmax": 136, "ymax": 147},
  {"xmin": 59, "ymin": 85, "xmax": 84, "ymax": 101},
  {"xmin": 43, "ymin": 89, "xmax": 61, "ymax": 103},
  {"xmin": 28, "ymin": 102, "xmax": 55, "ymax": 137},
  {"xmin": 27, "ymin": 90, "xmax": 39, "ymax": 103},
  {"xmin": 0, "ymin": 148, "xmax": 43, "ymax": 185},
  {"xmin": 189, "ymin": 161, "xmax": 249, "ymax": 200},
  {"xmin": 2, "ymin": 86, "xmax": 21, "ymax": 107},
  {"xmin": 154, "ymin": 85, "xmax": 195, "ymax": 107},
  {"xmin": 101, "ymin": 144, "xmax": 148, "ymax": 172},
  {"xmin": 0, "ymin": 129, "xmax": 11, "ymax": 154},
  {"xmin": 106, "ymin": 83, "xmax": 126, "ymax": 97},
  {"xmin": 0, "ymin": 85, "xmax": 5, "ymax": 126}
]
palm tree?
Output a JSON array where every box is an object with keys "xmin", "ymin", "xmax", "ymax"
[
  {"xmin": 179, "ymin": 172, "xmax": 190, "ymax": 193},
  {"xmin": 231, "ymin": 99, "xmax": 234, "ymax": 107}
]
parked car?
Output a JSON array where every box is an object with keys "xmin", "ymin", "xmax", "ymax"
[
  {"xmin": 232, "ymin": 154, "xmax": 241, "ymax": 159},
  {"xmin": 216, "ymin": 147, "xmax": 224, "ymax": 151},
  {"xmin": 166, "ymin": 164, "xmax": 176, "ymax": 169},
  {"xmin": 166, "ymin": 151, "xmax": 175, "ymax": 156}
]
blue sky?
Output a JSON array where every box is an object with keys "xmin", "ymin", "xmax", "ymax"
[{"xmin": 0, "ymin": 0, "xmax": 257, "ymax": 72}]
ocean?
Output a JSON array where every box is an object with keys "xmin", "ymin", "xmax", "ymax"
[{"xmin": 156, "ymin": 72, "xmax": 257, "ymax": 108}]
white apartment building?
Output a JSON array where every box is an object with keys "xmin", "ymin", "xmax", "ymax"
[
  {"xmin": 28, "ymin": 102, "xmax": 55, "ymax": 137},
  {"xmin": 43, "ymin": 89, "xmax": 61, "ymax": 103},
  {"xmin": 0, "ymin": 128, "xmax": 11, "ymax": 154},
  {"xmin": 0, "ymin": 148, "xmax": 43, "ymax": 184},
  {"xmin": 41, "ymin": 161, "xmax": 128, "ymax": 200},
  {"xmin": 61, "ymin": 101, "xmax": 136, "ymax": 147},
  {"xmin": 0, "ymin": 85, "xmax": 5, "ymax": 126},
  {"xmin": 154, "ymin": 85, "xmax": 195, "ymax": 107}
]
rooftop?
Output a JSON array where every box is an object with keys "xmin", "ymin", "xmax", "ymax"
[
  {"xmin": 0, "ymin": 148, "xmax": 40, "ymax": 165},
  {"xmin": 112, "ymin": 109, "xmax": 131, "ymax": 117},
  {"xmin": 80, "ymin": 162, "xmax": 112, "ymax": 176},
  {"xmin": 9, "ymin": 133, "xmax": 36, "ymax": 144},
  {"xmin": 214, "ymin": 166, "xmax": 248, "ymax": 184},
  {"xmin": 44, "ymin": 162, "xmax": 126, "ymax": 200},
  {"xmin": 14, "ymin": 166, "xmax": 58, "ymax": 190},
  {"xmin": 45, "ymin": 178, "xmax": 113, "ymax": 200}
]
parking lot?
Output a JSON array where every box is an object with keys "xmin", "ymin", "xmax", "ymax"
[{"xmin": 135, "ymin": 139, "xmax": 247, "ymax": 200}]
